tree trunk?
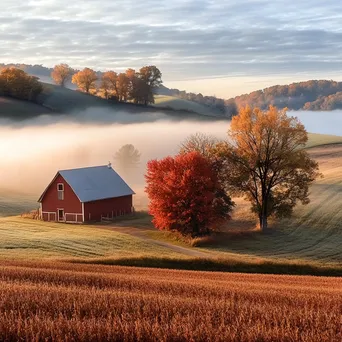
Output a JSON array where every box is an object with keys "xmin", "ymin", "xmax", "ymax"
[
  {"xmin": 259, "ymin": 203, "xmax": 269, "ymax": 232},
  {"xmin": 260, "ymin": 214, "xmax": 268, "ymax": 232},
  {"xmin": 259, "ymin": 194, "xmax": 269, "ymax": 233}
]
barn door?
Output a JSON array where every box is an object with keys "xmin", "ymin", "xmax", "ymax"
[{"xmin": 58, "ymin": 209, "xmax": 64, "ymax": 222}]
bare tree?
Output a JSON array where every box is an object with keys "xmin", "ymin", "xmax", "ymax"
[
  {"xmin": 180, "ymin": 132, "xmax": 219, "ymax": 158},
  {"xmin": 113, "ymin": 144, "xmax": 141, "ymax": 179}
]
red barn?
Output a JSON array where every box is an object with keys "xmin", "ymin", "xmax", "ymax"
[{"xmin": 38, "ymin": 165, "xmax": 135, "ymax": 223}]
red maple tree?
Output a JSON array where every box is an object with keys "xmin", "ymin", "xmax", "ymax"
[{"xmin": 145, "ymin": 152, "xmax": 233, "ymax": 237}]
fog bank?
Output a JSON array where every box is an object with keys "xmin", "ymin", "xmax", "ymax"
[
  {"xmin": 290, "ymin": 110, "xmax": 342, "ymax": 136},
  {"xmin": 0, "ymin": 108, "xmax": 341, "ymax": 213},
  {"xmin": 0, "ymin": 109, "xmax": 229, "ymax": 200}
]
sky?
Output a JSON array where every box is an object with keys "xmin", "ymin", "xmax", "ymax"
[{"xmin": 1, "ymin": 0, "xmax": 342, "ymax": 98}]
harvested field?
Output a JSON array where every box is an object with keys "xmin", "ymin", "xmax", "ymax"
[{"xmin": 0, "ymin": 261, "xmax": 340, "ymax": 341}]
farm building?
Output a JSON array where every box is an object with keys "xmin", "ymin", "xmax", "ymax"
[{"xmin": 38, "ymin": 165, "xmax": 135, "ymax": 223}]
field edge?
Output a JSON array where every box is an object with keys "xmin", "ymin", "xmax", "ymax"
[{"xmin": 68, "ymin": 256, "xmax": 342, "ymax": 277}]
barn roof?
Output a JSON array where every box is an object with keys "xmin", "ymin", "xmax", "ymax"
[{"xmin": 39, "ymin": 165, "xmax": 135, "ymax": 203}]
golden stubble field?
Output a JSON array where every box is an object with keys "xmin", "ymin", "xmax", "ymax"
[{"xmin": 0, "ymin": 261, "xmax": 340, "ymax": 342}]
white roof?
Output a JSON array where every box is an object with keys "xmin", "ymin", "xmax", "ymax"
[{"xmin": 39, "ymin": 165, "xmax": 135, "ymax": 203}]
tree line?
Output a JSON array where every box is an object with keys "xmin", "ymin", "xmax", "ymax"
[
  {"xmin": 0, "ymin": 63, "xmax": 236, "ymax": 116},
  {"xmin": 0, "ymin": 67, "xmax": 43, "ymax": 102},
  {"xmin": 3, "ymin": 62, "xmax": 342, "ymax": 112},
  {"xmin": 145, "ymin": 106, "xmax": 320, "ymax": 237},
  {"xmin": 303, "ymin": 91, "xmax": 342, "ymax": 110},
  {"xmin": 51, "ymin": 64, "xmax": 162, "ymax": 105},
  {"xmin": 229, "ymin": 80, "xmax": 342, "ymax": 111}
]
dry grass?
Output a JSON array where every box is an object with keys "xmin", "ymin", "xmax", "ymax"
[
  {"xmin": 187, "ymin": 144, "xmax": 342, "ymax": 266},
  {"xmin": 0, "ymin": 143, "xmax": 341, "ymax": 272},
  {"xmin": 0, "ymin": 217, "xmax": 185, "ymax": 260},
  {"xmin": 306, "ymin": 133, "xmax": 342, "ymax": 148},
  {"xmin": 0, "ymin": 261, "xmax": 340, "ymax": 342},
  {"xmin": 20, "ymin": 209, "xmax": 39, "ymax": 220}
]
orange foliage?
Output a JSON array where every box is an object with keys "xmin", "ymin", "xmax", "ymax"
[
  {"xmin": 0, "ymin": 67, "xmax": 43, "ymax": 101},
  {"xmin": 72, "ymin": 67, "xmax": 97, "ymax": 93},
  {"xmin": 51, "ymin": 64, "xmax": 73, "ymax": 87},
  {"xmin": 219, "ymin": 105, "xmax": 320, "ymax": 231}
]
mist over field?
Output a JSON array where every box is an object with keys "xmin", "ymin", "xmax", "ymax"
[
  {"xmin": 0, "ymin": 108, "xmax": 341, "ymax": 214},
  {"xmin": 290, "ymin": 110, "xmax": 342, "ymax": 136},
  {"xmin": 0, "ymin": 108, "xmax": 229, "ymax": 201}
]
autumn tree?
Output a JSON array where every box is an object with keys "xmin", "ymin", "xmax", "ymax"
[
  {"xmin": 139, "ymin": 65, "xmax": 162, "ymax": 89},
  {"xmin": 116, "ymin": 73, "xmax": 130, "ymax": 101},
  {"xmin": 51, "ymin": 64, "xmax": 73, "ymax": 87},
  {"xmin": 72, "ymin": 67, "xmax": 97, "ymax": 93},
  {"xmin": 125, "ymin": 68, "xmax": 136, "ymax": 100},
  {"xmin": 130, "ymin": 77, "xmax": 152, "ymax": 104},
  {"xmin": 101, "ymin": 71, "xmax": 118, "ymax": 99},
  {"xmin": 145, "ymin": 152, "xmax": 234, "ymax": 237},
  {"xmin": 216, "ymin": 106, "xmax": 320, "ymax": 232},
  {"xmin": 0, "ymin": 67, "xmax": 43, "ymax": 101},
  {"xmin": 138, "ymin": 66, "xmax": 162, "ymax": 105},
  {"xmin": 179, "ymin": 133, "xmax": 233, "ymax": 213},
  {"xmin": 100, "ymin": 66, "xmax": 162, "ymax": 104}
]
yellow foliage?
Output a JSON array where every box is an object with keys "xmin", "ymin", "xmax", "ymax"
[{"xmin": 71, "ymin": 67, "xmax": 97, "ymax": 93}]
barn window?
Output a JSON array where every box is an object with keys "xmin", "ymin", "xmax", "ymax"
[{"xmin": 57, "ymin": 183, "xmax": 64, "ymax": 200}]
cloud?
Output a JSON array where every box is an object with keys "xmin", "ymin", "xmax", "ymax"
[{"xmin": 1, "ymin": 0, "xmax": 342, "ymax": 89}]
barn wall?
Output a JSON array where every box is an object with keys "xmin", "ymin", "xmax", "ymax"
[
  {"xmin": 41, "ymin": 174, "xmax": 82, "ymax": 221},
  {"xmin": 84, "ymin": 195, "xmax": 133, "ymax": 221}
]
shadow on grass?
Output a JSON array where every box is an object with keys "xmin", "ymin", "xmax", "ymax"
[
  {"xmin": 90, "ymin": 211, "xmax": 154, "ymax": 229},
  {"xmin": 71, "ymin": 256, "xmax": 342, "ymax": 277},
  {"xmin": 196, "ymin": 230, "xmax": 263, "ymax": 246}
]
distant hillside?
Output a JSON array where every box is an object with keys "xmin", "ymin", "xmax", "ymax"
[
  {"xmin": 155, "ymin": 84, "xmax": 234, "ymax": 117},
  {"xmin": 3, "ymin": 63, "xmax": 342, "ymax": 113},
  {"xmin": 303, "ymin": 91, "xmax": 342, "ymax": 111},
  {"xmin": 154, "ymin": 95, "xmax": 224, "ymax": 117},
  {"xmin": 1, "ymin": 63, "xmax": 233, "ymax": 117},
  {"xmin": 229, "ymin": 80, "xmax": 342, "ymax": 111},
  {"xmin": 0, "ymin": 83, "xmax": 223, "ymax": 122}
]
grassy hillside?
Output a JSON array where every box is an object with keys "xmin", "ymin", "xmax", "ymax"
[
  {"xmin": 0, "ymin": 84, "xmax": 225, "ymax": 120},
  {"xmin": 154, "ymin": 95, "xmax": 223, "ymax": 117},
  {"xmin": 147, "ymin": 144, "xmax": 342, "ymax": 267},
  {"xmin": 0, "ymin": 138, "xmax": 341, "ymax": 272},
  {"xmin": 307, "ymin": 133, "xmax": 342, "ymax": 148},
  {"xmin": 0, "ymin": 97, "xmax": 50, "ymax": 118},
  {"xmin": 0, "ymin": 192, "xmax": 36, "ymax": 217},
  {"xmin": 39, "ymin": 83, "xmax": 113, "ymax": 112},
  {"xmin": 0, "ymin": 216, "xmax": 192, "ymax": 260}
]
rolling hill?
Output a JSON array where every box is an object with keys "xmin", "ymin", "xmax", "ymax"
[
  {"xmin": 154, "ymin": 95, "xmax": 224, "ymax": 117},
  {"xmin": 4, "ymin": 63, "xmax": 342, "ymax": 113},
  {"xmin": 146, "ymin": 143, "xmax": 342, "ymax": 267},
  {"xmin": 306, "ymin": 133, "xmax": 342, "ymax": 148},
  {"xmin": 0, "ymin": 141, "xmax": 341, "ymax": 272},
  {"xmin": 0, "ymin": 83, "xmax": 225, "ymax": 121},
  {"xmin": 228, "ymin": 80, "xmax": 342, "ymax": 111},
  {"xmin": 0, "ymin": 97, "xmax": 51, "ymax": 118}
]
